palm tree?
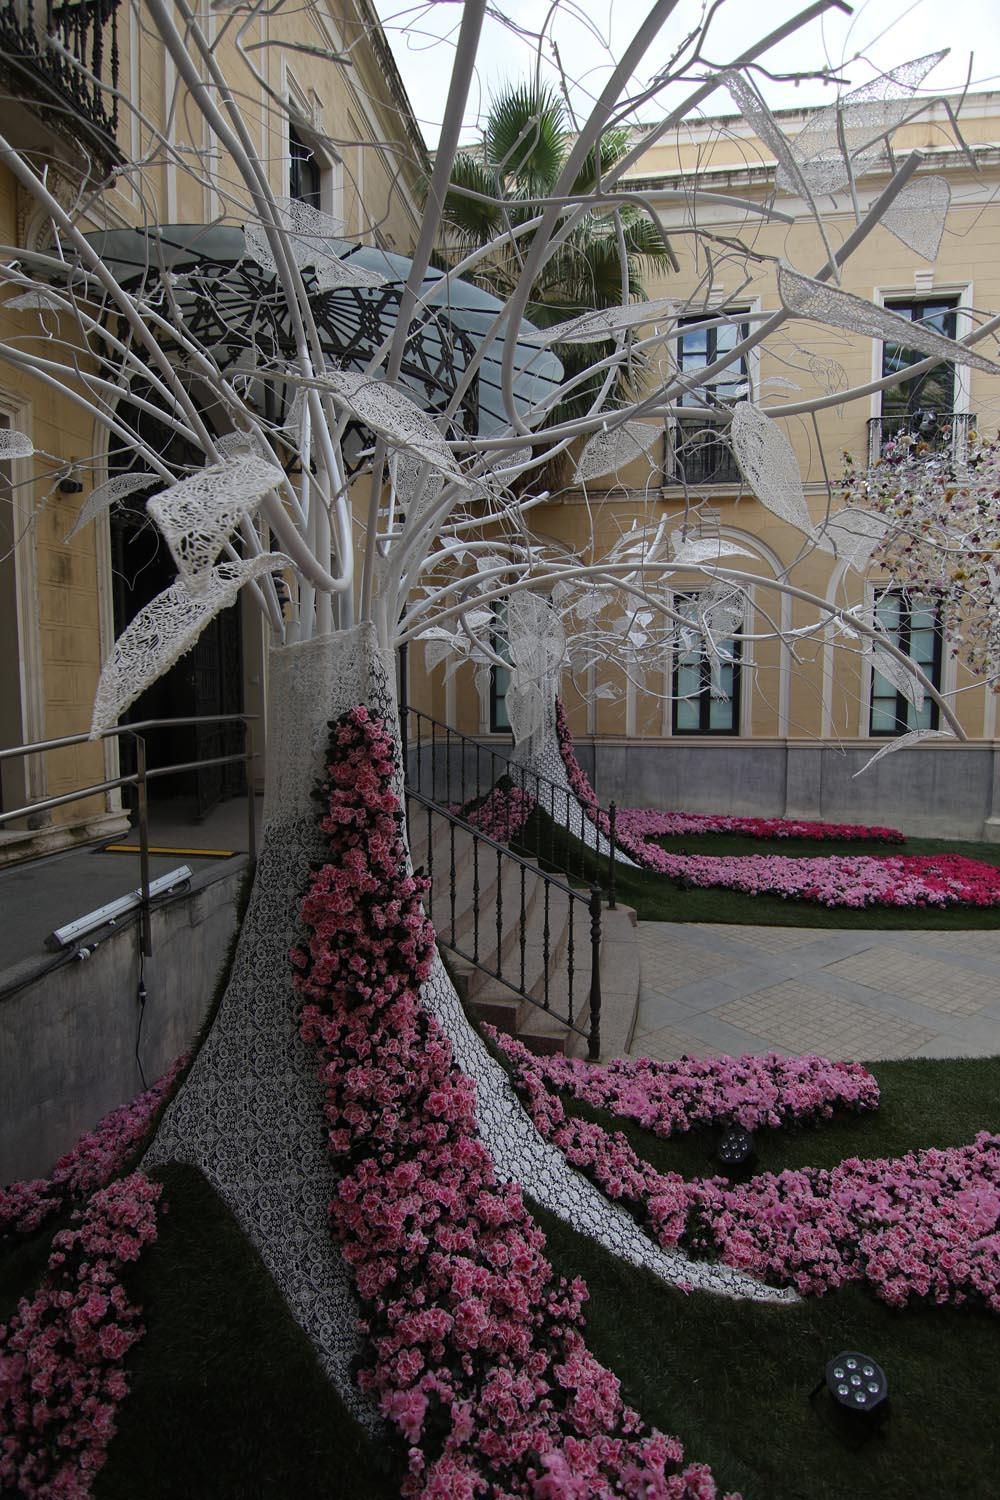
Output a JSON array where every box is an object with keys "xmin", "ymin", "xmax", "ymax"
[{"xmin": 440, "ymin": 81, "xmax": 674, "ymax": 445}]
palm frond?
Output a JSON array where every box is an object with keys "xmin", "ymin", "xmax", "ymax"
[
  {"xmin": 483, "ymin": 81, "xmax": 566, "ymax": 195},
  {"xmin": 441, "ymin": 153, "xmax": 505, "ymax": 246},
  {"xmin": 569, "ymin": 127, "xmax": 632, "ymax": 197}
]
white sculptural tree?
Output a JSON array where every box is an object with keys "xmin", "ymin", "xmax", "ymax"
[{"xmin": 3, "ymin": 0, "xmax": 1000, "ymax": 1474}]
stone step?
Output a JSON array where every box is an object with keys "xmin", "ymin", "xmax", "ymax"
[{"xmin": 406, "ymin": 794, "xmax": 640, "ymax": 1062}]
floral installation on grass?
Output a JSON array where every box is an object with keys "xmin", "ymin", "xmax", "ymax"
[
  {"xmin": 494, "ymin": 1033, "xmax": 1000, "ymax": 1313},
  {"xmin": 0, "ymin": 1172, "xmax": 163, "ymax": 1499},
  {"xmin": 486, "ymin": 1038, "xmax": 879, "ymax": 1139},
  {"xmin": 554, "ymin": 700, "xmax": 1000, "ymax": 909},
  {"xmin": 0, "ymin": 1056, "xmax": 185, "ymax": 1242},
  {"xmin": 616, "ymin": 808, "xmax": 905, "ymax": 845},
  {"xmin": 291, "ymin": 704, "xmax": 733, "ymax": 1500}
]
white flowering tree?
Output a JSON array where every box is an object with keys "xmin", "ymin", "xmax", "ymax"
[{"xmin": 4, "ymin": 0, "xmax": 1000, "ymax": 1483}]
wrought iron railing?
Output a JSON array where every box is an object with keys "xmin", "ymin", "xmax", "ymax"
[
  {"xmin": 867, "ymin": 411, "xmax": 976, "ymax": 466},
  {"xmin": 666, "ymin": 417, "xmax": 742, "ymax": 487},
  {"xmin": 401, "ymin": 703, "xmax": 619, "ymax": 894},
  {"xmin": 0, "ymin": 0, "xmax": 121, "ymax": 155},
  {"xmin": 406, "ymin": 785, "xmax": 602, "ymax": 1059}
]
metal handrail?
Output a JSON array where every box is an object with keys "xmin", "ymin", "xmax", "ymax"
[
  {"xmin": 0, "ymin": 713, "xmax": 258, "ymax": 957},
  {"xmin": 407, "ymin": 785, "xmax": 602, "ymax": 1058},
  {"xmin": 0, "ymin": 713, "xmax": 258, "ymax": 762},
  {"xmin": 401, "ymin": 702, "xmax": 618, "ymax": 893}
]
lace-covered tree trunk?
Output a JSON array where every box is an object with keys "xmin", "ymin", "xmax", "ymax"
[
  {"xmin": 146, "ymin": 628, "xmax": 794, "ymax": 1425},
  {"xmin": 511, "ymin": 681, "xmax": 637, "ymax": 866}
]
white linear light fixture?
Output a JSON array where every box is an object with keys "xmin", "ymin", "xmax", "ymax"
[{"xmin": 46, "ymin": 866, "xmax": 194, "ymax": 950}]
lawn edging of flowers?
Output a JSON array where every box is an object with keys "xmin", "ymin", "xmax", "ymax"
[
  {"xmin": 486, "ymin": 1045, "xmax": 880, "ymax": 1139},
  {"xmin": 618, "ymin": 809, "xmax": 905, "ymax": 844}
]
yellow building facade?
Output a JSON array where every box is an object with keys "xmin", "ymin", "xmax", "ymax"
[
  {"xmin": 421, "ymin": 93, "xmax": 1000, "ymax": 838},
  {"xmin": 0, "ymin": 0, "xmax": 425, "ymax": 858}
]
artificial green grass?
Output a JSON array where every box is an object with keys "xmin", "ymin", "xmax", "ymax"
[
  {"xmin": 95, "ymin": 1162, "xmax": 399, "ymax": 1500},
  {"xmin": 529, "ymin": 1053, "xmax": 1000, "ymax": 1497},
  {"xmin": 518, "ymin": 808, "xmax": 1000, "ymax": 929},
  {"xmin": 533, "ymin": 1196, "xmax": 1000, "ymax": 1500}
]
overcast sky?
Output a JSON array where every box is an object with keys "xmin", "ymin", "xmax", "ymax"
[{"xmin": 372, "ymin": 0, "xmax": 1000, "ymax": 149}]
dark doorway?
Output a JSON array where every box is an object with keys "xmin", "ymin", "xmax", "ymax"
[{"xmin": 109, "ymin": 390, "xmax": 246, "ymax": 821}]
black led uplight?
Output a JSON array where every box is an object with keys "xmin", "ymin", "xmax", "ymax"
[
  {"xmin": 717, "ymin": 1127, "xmax": 755, "ymax": 1171},
  {"xmin": 824, "ymin": 1351, "xmax": 888, "ymax": 1416}
]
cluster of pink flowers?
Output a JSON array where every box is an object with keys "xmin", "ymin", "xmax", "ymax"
[
  {"xmin": 616, "ymin": 808, "xmax": 904, "ymax": 845},
  {"xmin": 494, "ymin": 1035, "xmax": 1000, "ymax": 1313},
  {"xmin": 554, "ymin": 702, "xmax": 1000, "ymax": 909},
  {"xmin": 0, "ymin": 1172, "xmax": 162, "ymax": 1498},
  {"xmin": 631, "ymin": 849, "xmax": 1000, "ymax": 909},
  {"xmin": 1, "ymin": 1058, "xmax": 184, "ymax": 1242},
  {"xmin": 292, "ymin": 704, "xmax": 731, "ymax": 1500},
  {"xmin": 486, "ymin": 1035, "xmax": 879, "ymax": 1138},
  {"xmin": 688, "ymin": 1136, "xmax": 1000, "ymax": 1307},
  {"xmin": 453, "ymin": 784, "xmax": 538, "ymax": 843}
]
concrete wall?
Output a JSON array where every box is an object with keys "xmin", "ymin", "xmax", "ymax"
[
  {"xmin": 410, "ymin": 735, "xmax": 1000, "ymax": 842},
  {"xmin": 0, "ymin": 860, "xmax": 245, "ymax": 1183},
  {"xmin": 586, "ymin": 741, "xmax": 1000, "ymax": 841}
]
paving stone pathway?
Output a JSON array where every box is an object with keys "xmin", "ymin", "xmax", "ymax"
[{"xmin": 630, "ymin": 923, "xmax": 1000, "ymax": 1061}]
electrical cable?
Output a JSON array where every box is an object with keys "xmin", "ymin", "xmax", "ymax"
[{"xmin": 135, "ymin": 942, "xmax": 149, "ymax": 1090}]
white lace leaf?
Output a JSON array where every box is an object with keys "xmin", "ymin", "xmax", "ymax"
[
  {"xmin": 64, "ymin": 473, "xmax": 155, "ymax": 542},
  {"xmin": 729, "ymin": 402, "xmax": 813, "ymax": 534},
  {"xmin": 519, "ymin": 298, "xmax": 676, "ymax": 347},
  {"xmin": 808, "ymin": 354, "xmax": 849, "ymax": 396},
  {"xmin": 147, "ymin": 457, "xmax": 285, "ymax": 594},
  {"xmin": 779, "ymin": 264, "xmax": 1000, "ymax": 375},
  {"xmin": 91, "ymin": 553, "xmax": 290, "ymax": 736},
  {"xmin": 696, "ymin": 583, "xmax": 746, "ymax": 638},
  {"xmin": 853, "ymin": 727, "xmax": 954, "ymax": 777},
  {"xmin": 574, "ymin": 588, "xmax": 609, "ymax": 621},
  {"xmin": 507, "ymin": 592, "xmax": 566, "ymax": 680},
  {"xmin": 777, "ymin": 51, "xmax": 947, "ymax": 196},
  {"xmin": 0, "ymin": 430, "xmax": 33, "ymax": 459},
  {"xmin": 872, "ymin": 646, "xmax": 925, "ymax": 710},
  {"xmin": 6, "ymin": 289, "xmax": 64, "ymax": 311},
  {"xmin": 422, "ymin": 637, "xmax": 454, "ymax": 673},
  {"xmin": 389, "ymin": 450, "xmax": 442, "ymax": 533},
  {"xmin": 244, "ymin": 198, "xmax": 385, "ymax": 289},
  {"xmin": 215, "ymin": 430, "xmax": 262, "ymax": 459},
  {"xmin": 881, "ymin": 176, "xmax": 950, "ymax": 262},
  {"xmin": 574, "ymin": 421, "xmax": 659, "ymax": 484},
  {"xmin": 486, "ymin": 445, "xmax": 534, "ymax": 483},
  {"xmin": 670, "ymin": 537, "xmax": 755, "ymax": 564},
  {"xmin": 723, "ymin": 70, "xmax": 811, "ymax": 199},
  {"xmin": 506, "ymin": 677, "xmax": 545, "ymax": 746},
  {"xmin": 814, "ymin": 507, "xmax": 889, "ymax": 572},
  {"xmin": 311, "ymin": 370, "xmax": 468, "ymax": 486}
]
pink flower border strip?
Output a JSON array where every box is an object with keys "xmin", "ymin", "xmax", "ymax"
[
  {"xmin": 292, "ymin": 705, "xmax": 733, "ymax": 1500},
  {"xmin": 486, "ymin": 1041, "xmax": 880, "ymax": 1139},
  {"xmin": 618, "ymin": 808, "xmax": 904, "ymax": 845}
]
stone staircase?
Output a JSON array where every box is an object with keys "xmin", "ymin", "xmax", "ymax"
[{"xmin": 409, "ymin": 808, "xmax": 640, "ymax": 1059}]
